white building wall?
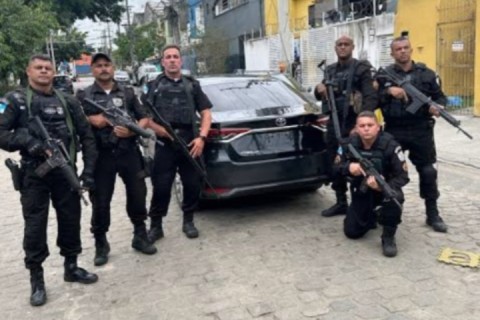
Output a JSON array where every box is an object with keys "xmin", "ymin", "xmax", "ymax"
[{"xmin": 243, "ymin": 12, "xmax": 395, "ymax": 89}]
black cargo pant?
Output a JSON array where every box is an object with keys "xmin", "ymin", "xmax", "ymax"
[
  {"xmin": 385, "ymin": 121, "xmax": 439, "ymax": 201},
  {"xmin": 149, "ymin": 134, "xmax": 202, "ymax": 223},
  {"xmin": 326, "ymin": 111, "xmax": 357, "ymax": 194},
  {"xmin": 20, "ymin": 166, "xmax": 82, "ymax": 269},
  {"xmin": 90, "ymin": 147, "xmax": 148, "ymax": 236},
  {"xmin": 344, "ymin": 187, "xmax": 404, "ymax": 239}
]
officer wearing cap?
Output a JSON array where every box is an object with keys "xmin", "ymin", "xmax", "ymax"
[
  {"xmin": 76, "ymin": 52, "xmax": 157, "ymax": 267},
  {"xmin": 142, "ymin": 44, "xmax": 213, "ymax": 240},
  {"xmin": 0, "ymin": 54, "xmax": 98, "ymax": 306}
]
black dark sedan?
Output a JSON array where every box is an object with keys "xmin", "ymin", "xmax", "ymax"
[{"xmin": 174, "ymin": 75, "xmax": 329, "ymax": 201}]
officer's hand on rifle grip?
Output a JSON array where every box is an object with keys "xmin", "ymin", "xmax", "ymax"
[
  {"xmin": 315, "ymin": 84, "xmax": 327, "ymax": 98},
  {"xmin": 349, "ymin": 163, "xmax": 366, "ymax": 177},
  {"xmin": 89, "ymin": 114, "xmax": 111, "ymax": 128},
  {"xmin": 387, "ymin": 87, "xmax": 409, "ymax": 103},
  {"xmin": 113, "ymin": 126, "xmax": 134, "ymax": 138},
  {"xmin": 79, "ymin": 171, "xmax": 95, "ymax": 191},
  {"xmin": 366, "ymin": 175, "xmax": 381, "ymax": 191},
  {"xmin": 428, "ymin": 105, "xmax": 441, "ymax": 117}
]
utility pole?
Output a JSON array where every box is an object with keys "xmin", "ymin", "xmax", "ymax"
[
  {"xmin": 49, "ymin": 32, "xmax": 56, "ymax": 72},
  {"xmin": 125, "ymin": 0, "xmax": 136, "ymax": 63},
  {"xmin": 107, "ymin": 22, "xmax": 113, "ymax": 55},
  {"xmin": 125, "ymin": 0, "xmax": 138, "ymax": 82}
]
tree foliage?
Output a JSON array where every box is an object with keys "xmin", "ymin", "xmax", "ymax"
[
  {"xmin": 25, "ymin": 0, "xmax": 125, "ymax": 27},
  {"xmin": 49, "ymin": 28, "xmax": 88, "ymax": 63},
  {"xmin": 193, "ymin": 27, "xmax": 230, "ymax": 74},
  {"xmin": 113, "ymin": 23, "xmax": 166, "ymax": 68},
  {"xmin": 0, "ymin": 0, "xmax": 58, "ymax": 87}
]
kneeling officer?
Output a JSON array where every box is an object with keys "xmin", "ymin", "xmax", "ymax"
[{"xmin": 338, "ymin": 111, "xmax": 409, "ymax": 257}]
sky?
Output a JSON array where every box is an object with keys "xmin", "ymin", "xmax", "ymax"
[{"xmin": 74, "ymin": 0, "xmax": 150, "ymax": 49}]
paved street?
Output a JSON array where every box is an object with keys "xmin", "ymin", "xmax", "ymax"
[{"xmin": 0, "ymin": 115, "xmax": 479, "ymax": 320}]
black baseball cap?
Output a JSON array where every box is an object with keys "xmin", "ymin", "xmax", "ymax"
[{"xmin": 91, "ymin": 52, "xmax": 112, "ymax": 65}]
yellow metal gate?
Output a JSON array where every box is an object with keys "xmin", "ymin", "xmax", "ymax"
[{"xmin": 437, "ymin": 0, "xmax": 476, "ymax": 112}]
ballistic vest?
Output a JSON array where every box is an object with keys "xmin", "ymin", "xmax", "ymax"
[{"xmin": 151, "ymin": 76, "xmax": 193, "ymax": 126}]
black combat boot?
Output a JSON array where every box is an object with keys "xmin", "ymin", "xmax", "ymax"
[
  {"xmin": 93, "ymin": 233, "xmax": 110, "ymax": 266},
  {"xmin": 381, "ymin": 226, "xmax": 398, "ymax": 257},
  {"xmin": 182, "ymin": 222, "xmax": 199, "ymax": 238},
  {"xmin": 64, "ymin": 256, "xmax": 98, "ymax": 284},
  {"xmin": 30, "ymin": 266, "xmax": 47, "ymax": 306},
  {"xmin": 425, "ymin": 200, "xmax": 448, "ymax": 233},
  {"xmin": 321, "ymin": 192, "xmax": 348, "ymax": 217},
  {"xmin": 147, "ymin": 218, "xmax": 164, "ymax": 243},
  {"xmin": 132, "ymin": 223, "xmax": 157, "ymax": 254}
]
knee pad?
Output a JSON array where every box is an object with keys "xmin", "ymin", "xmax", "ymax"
[{"xmin": 418, "ymin": 164, "xmax": 437, "ymax": 181}]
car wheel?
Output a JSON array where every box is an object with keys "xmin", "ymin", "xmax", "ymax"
[{"xmin": 173, "ymin": 173, "xmax": 183, "ymax": 208}]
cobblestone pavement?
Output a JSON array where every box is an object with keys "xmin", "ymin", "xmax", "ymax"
[{"xmin": 0, "ymin": 116, "xmax": 479, "ymax": 320}]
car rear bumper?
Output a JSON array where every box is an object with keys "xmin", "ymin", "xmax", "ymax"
[
  {"xmin": 201, "ymin": 174, "xmax": 328, "ymax": 199},
  {"xmin": 201, "ymin": 151, "xmax": 329, "ymax": 199}
]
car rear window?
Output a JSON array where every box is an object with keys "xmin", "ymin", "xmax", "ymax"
[{"xmin": 201, "ymin": 79, "xmax": 309, "ymax": 120}]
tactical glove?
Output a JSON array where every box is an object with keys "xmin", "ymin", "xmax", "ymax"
[
  {"xmin": 26, "ymin": 138, "xmax": 45, "ymax": 157},
  {"xmin": 79, "ymin": 171, "xmax": 95, "ymax": 191}
]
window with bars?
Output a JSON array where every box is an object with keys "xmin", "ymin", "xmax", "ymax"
[{"xmin": 214, "ymin": 0, "xmax": 248, "ymax": 16}]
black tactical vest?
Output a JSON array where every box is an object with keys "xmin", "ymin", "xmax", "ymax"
[
  {"xmin": 351, "ymin": 134, "xmax": 390, "ymax": 176},
  {"xmin": 84, "ymin": 86, "xmax": 133, "ymax": 149},
  {"xmin": 382, "ymin": 64, "xmax": 430, "ymax": 123},
  {"xmin": 152, "ymin": 77, "xmax": 193, "ymax": 126}
]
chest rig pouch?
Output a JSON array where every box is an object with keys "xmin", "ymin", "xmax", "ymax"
[{"xmin": 152, "ymin": 77, "xmax": 193, "ymax": 126}]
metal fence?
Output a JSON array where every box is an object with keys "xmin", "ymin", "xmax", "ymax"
[{"xmin": 437, "ymin": 0, "xmax": 476, "ymax": 114}]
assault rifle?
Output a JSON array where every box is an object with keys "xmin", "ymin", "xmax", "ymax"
[
  {"xmin": 83, "ymin": 98, "xmax": 157, "ymax": 140},
  {"xmin": 376, "ymin": 67, "xmax": 473, "ymax": 139},
  {"xmin": 31, "ymin": 116, "xmax": 89, "ymax": 206},
  {"xmin": 321, "ymin": 59, "xmax": 344, "ymax": 143},
  {"xmin": 143, "ymin": 98, "xmax": 218, "ymax": 198},
  {"xmin": 346, "ymin": 144, "xmax": 402, "ymax": 210}
]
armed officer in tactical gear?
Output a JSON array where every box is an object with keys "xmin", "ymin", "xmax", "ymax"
[
  {"xmin": 314, "ymin": 35, "xmax": 377, "ymax": 217},
  {"xmin": 143, "ymin": 44, "xmax": 213, "ymax": 240},
  {"xmin": 339, "ymin": 111, "xmax": 409, "ymax": 257},
  {"xmin": 0, "ymin": 54, "xmax": 98, "ymax": 306},
  {"xmin": 377, "ymin": 36, "xmax": 448, "ymax": 233},
  {"xmin": 76, "ymin": 53, "xmax": 157, "ymax": 266}
]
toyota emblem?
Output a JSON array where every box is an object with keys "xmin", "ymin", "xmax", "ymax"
[{"xmin": 275, "ymin": 117, "xmax": 287, "ymax": 127}]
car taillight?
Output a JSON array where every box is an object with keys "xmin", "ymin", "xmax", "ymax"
[
  {"xmin": 203, "ymin": 187, "xmax": 231, "ymax": 196},
  {"xmin": 207, "ymin": 128, "xmax": 250, "ymax": 140}
]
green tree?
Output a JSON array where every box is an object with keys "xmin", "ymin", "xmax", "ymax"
[
  {"xmin": 25, "ymin": 0, "xmax": 125, "ymax": 27},
  {"xmin": 0, "ymin": 0, "xmax": 58, "ymax": 89},
  {"xmin": 194, "ymin": 27, "xmax": 229, "ymax": 74},
  {"xmin": 113, "ymin": 22, "xmax": 166, "ymax": 67},
  {"xmin": 50, "ymin": 28, "xmax": 88, "ymax": 63}
]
